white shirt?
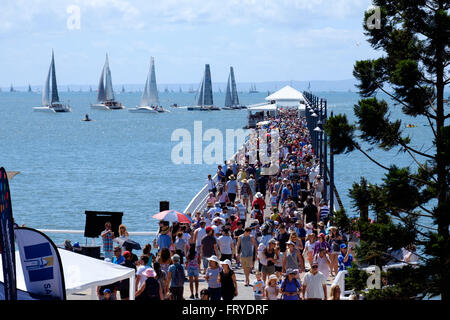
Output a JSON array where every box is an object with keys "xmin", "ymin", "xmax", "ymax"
[
  {"xmin": 302, "ymin": 271, "xmax": 327, "ymax": 299},
  {"xmin": 136, "ymin": 265, "xmax": 150, "ymax": 290},
  {"xmin": 195, "ymin": 227, "xmax": 207, "ymax": 247}
]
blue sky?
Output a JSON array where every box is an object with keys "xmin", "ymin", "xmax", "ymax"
[{"xmin": 0, "ymin": 0, "xmax": 381, "ymax": 87}]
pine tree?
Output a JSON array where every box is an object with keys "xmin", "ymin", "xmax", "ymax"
[{"xmin": 325, "ymin": 1, "xmax": 449, "ymax": 300}]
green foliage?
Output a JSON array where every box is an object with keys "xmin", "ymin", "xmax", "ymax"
[
  {"xmin": 326, "ymin": 0, "xmax": 450, "ymax": 300},
  {"xmin": 330, "ymin": 209, "xmax": 351, "ymax": 233},
  {"xmin": 346, "ymin": 264, "xmax": 369, "ymax": 293},
  {"xmin": 323, "ymin": 114, "xmax": 356, "ymax": 154}
]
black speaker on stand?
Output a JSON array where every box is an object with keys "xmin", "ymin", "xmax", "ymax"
[
  {"xmin": 83, "ymin": 211, "xmax": 124, "ymax": 259},
  {"xmin": 160, "ymin": 201, "xmax": 169, "ymax": 212}
]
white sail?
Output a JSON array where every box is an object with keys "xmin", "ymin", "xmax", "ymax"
[
  {"xmin": 148, "ymin": 57, "xmax": 159, "ymax": 105},
  {"xmin": 104, "ymin": 54, "xmax": 115, "ymax": 101}
]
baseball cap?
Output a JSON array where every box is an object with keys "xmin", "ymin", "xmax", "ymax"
[
  {"xmin": 123, "ymin": 251, "xmax": 131, "ymax": 257},
  {"xmin": 318, "ymin": 233, "xmax": 325, "ymax": 238},
  {"xmin": 340, "ymin": 243, "xmax": 347, "ymax": 249},
  {"xmin": 205, "ymin": 226, "xmax": 213, "ymax": 233},
  {"xmin": 103, "ymin": 289, "xmax": 111, "ymax": 294}
]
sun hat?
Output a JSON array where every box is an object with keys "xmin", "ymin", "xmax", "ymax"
[
  {"xmin": 256, "ymin": 192, "xmax": 263, "ymax": 198},
  {"xmin": 220, "ymin": 259, "xmax": 232, "ymax": 268},
  {"xmin": 242, "ymin": 179, "xmax": 248, "ymax": 183},
  {"xmin": 172, "ymin": 254, "xmax": 180, "ymax": 262},
  {"xmin": 286, "ymin": 240, "xmax": 295, "ymax": 246},
  {"xmin": 268, "ymin": 274, "xmax": 278, "ymax": 281},
  {"xmin": 143, "ymin": 268, "xmax": 157, "ymax": 278},
  {"xmin": 318, "ymin": 221, "xmax": 325, "ymax": 226},
  {"xmin": 207, "ymin": 255, "xmax": 220, "ymax": 264},
  {"xmin": 268, "ymin": 238, "xmax": 277, "ymax": 245}
]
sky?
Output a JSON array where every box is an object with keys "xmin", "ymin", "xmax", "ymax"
[{"xmin": 0, "ymin": 0, "xmax": 382, "ymax": 87}]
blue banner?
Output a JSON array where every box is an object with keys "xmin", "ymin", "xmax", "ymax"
[
  {"xmin": 14, "ymin": 227, "xmax": 66, "ymax": 300},
  {"xmin": 0, "ymin": 167, "xmax": 17, "ymax": 300}
]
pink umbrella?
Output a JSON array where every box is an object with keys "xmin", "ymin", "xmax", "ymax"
[{"xmin": 152, "ymin": 210, "xmax": 192, "ymax": 223}]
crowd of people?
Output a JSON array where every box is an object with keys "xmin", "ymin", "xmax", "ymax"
[{"xmin": 95, "ymin": 109, "xmax": 356, "ymax": 301}]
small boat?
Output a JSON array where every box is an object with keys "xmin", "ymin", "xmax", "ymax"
[
  {"xmin": 34, "ymin": 51, "xmax": 72, "ymax": 113},
  {"xmin": 128, "ymin": 57, "xmax": 169, "ymax": 113},
  {"xmin": 91, "ymin": 54, "xmax": 125, "ymax": 110},
  {"xmin": 249, "ymin": 83, "xmax": 259, "ymax": 93},
  {"xmin": 188, "ymin": 64, "xmax": 221, "ymax": 111},
  {"xmin": 82, "ymin": 114, "xmax": 93, "ymax": 121}
]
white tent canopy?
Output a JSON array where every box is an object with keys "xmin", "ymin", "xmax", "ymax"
[
  {"xmin": 0, "ymin": 249, "xmax": 136, "ymax": 300},
  {"xmin": 265, "ymin": 85, "xmax": 305, "ymax": 106},
  {"xmin": 247, "ymin": 103, "xmax": 277, "ymax": 112}
]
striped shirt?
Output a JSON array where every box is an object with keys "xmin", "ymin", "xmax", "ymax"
[
  {"xmin": 320, "ymin": 205, "xmax": 329, "ymax": 221},
  {"xmin": 101, "ymin": 229, "xmax": 114, "ymax": 252}
]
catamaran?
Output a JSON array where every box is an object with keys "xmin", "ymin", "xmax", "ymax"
[
  {"xmin": 91, "ymin": 54, "xmax": 125, "ymax": 110},
  {"xmin": 33, "ymin": 51, "xmax": 72, "ymax": 113},
  {"xmin": 188, "ymin": 64, "xmax": 220, "ymax": 111},
  {"xmin": 129, "ymin": 57, "xmax": 168, "ymax": 113},
  {"xmin": 223, "ymin": 66, "xmax": 245, "ymax": 110}
]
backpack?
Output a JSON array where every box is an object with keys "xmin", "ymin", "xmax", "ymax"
[
  {"xmin": 282, "ymin": 278, "xmax": 300, "ymax": 300},
  {"xmin": 171, "ymin": 264, "xmax": 185, "ymax": 287}
]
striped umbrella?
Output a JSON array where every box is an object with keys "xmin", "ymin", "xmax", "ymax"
[{"xmin": 152, "ymin": 210, "xmax": 192, "ymax": 223}]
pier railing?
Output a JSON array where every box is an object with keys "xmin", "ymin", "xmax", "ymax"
[
  {"xmin": 183, "ymin": 141, "xmax": 250, "ymax": 214},
  {"xmin": 303, "ymin": 91, "xmax": 344, "ymax": 213}
]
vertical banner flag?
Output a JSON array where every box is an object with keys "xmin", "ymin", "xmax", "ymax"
[
  {"xmin": 14, "ymin": 227, "xmax": 66, "ymax": 300},
  {"xmin": 0, "ymin": 167, "xmax": 17, "ymax": 300}
]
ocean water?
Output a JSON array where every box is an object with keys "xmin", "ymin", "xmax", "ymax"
[{"xmin": 0, "ymin": 90, "xmax": 433, "ymax": 247}]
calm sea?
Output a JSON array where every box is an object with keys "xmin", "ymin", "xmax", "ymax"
[{"xmin": 0, "ymin": 90, "xmax": 432, "ymax": 247}]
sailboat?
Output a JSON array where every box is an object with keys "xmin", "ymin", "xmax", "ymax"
[
  {"xmin": 33, "ymin": 51, "xmax": 72, "ymax": 112},
  {"xmin": 10, "ymin": 84, "xmax": 14, "ymax": 92},
  {"xmin": 249, "ymin": 83, "xmax": 259, "ymax": 93},
  {"xmin": 28, "ymin": 84, "xmax": 32, "ymax": 92},
  {"xmin": 121, "ymin": 85, "xmax": 126, "ymax": 93},
  {"xmin": 91, "ymin": 54, "xmax": 125, "ymax": 110},
  {"xmin": 188, "ymin": 64, "xmax": 220, "ymax": 111},
  {"xmin": 223, "ymin": 66, "xmax": 245, "ymax": 110},
  {"xmin": 129, "ymin": 57, "xmax": 168, "ymax": 113},
  {"xmin": 188, "ymin": 85, "xmax": 195, "ymax": 93}
]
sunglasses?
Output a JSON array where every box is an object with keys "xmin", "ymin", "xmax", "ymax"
[{"xmin": 312, "ymin": 265, "xmax": 318, "ymax": 269}]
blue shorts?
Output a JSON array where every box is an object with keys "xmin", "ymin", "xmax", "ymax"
[{"xmin": 187, "ymin": 266, "xmax": 199, "ymax": 278}]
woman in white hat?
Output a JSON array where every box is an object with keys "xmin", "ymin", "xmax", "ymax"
[
  {"xmin": 218, "ymin": 259, "xmax": 238, "ymax": 300},
  {"xmin": 205, "ymin": 255, "xmax": 222, "ymax": 300}
]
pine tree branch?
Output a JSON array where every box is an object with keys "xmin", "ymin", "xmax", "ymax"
[
  {"xmin": 402, "ymin": 147, "xmax": 437, "ymax": 184},
  {"xmin": 426, "ymin": 115, "xmax": 438, "ymax": 139},
  {"xmin": 418, "ymin": 205, "xmax": 434, "ymax": 216},
  {"xmin": 400, "ymin": 141, "xmax": 435, "ymax": 160},
  {"xmin": 398, "ymin": 208, "xmax": 434, "ymax": 219}
]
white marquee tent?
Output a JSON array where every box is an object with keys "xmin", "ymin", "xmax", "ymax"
[
  {"xmin": 0, "ymin": 249, "xmax": 136, "ymax": 300},
  {"xmin": 265, "ymin": 85, "xmax": 306, "ymax": 107}
]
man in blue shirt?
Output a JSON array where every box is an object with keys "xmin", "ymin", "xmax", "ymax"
[
  {"xmin": 156, "ymin": 228, "xmax": 172, "ymax": 252},
  {"xmin": 338, "ymin": 243, "xmax": 353, "ymax": 271}
]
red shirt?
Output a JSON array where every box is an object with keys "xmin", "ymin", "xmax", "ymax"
[{"xmin": 252, "ymin": 197, "xmax": 266, "ymax": 211}]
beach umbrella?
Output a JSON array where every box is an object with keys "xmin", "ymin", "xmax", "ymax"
[
  {"xmin": 122, "ymin": 239, "xmax": 141, "ymax": 251},
  {"xmin": 152, "ymin": 210, "xmax": 192, "ymax": 224}
]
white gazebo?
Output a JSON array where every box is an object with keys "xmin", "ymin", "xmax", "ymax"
[{"xmin": 265, "ymin": 85, "xmax": 306, "ymax": 108}]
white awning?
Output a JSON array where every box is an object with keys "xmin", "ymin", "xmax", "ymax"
[
  {"xmin": 265, "ymin": 85, "xmax": 305, "ymax": 102},
  {"xmin": 0, "ymin": 249, "xmax": 136, "ymax": 300},
  {"xmin": 247, "ymin": 104, "xmax": 277, "ymax": 112}
]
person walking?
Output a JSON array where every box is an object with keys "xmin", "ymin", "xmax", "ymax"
[
  {"xmin": 205, "ymin": 255, "xmax": 222, "ymax": 300},
  {"xmin": 135, "ymin": 268, "xmax": 163, "ymax": 300},
  {"xmin": 200, "ymin": 227, "xmax": 219, "ymax": 274},
  {"xmin": 280, "ymin": 269, "xmax": 301, "ymax": 300},
  {"xmin": 218, "ymin": 259, "xmax": 238, "ymax": 300},
  {"xmin": 282, "ymin": 241, "xmax": 304, "ymax": 274},
  {"xmin": 265, "ymin": 274, "xmax": 280, "ymax": 300},
  {"xmin": 186, "ymin": 243, "xmax": 201, "ymax": 299},
  {"xmin": 166, "ymin": 254, "xmax": 185, "ymax": 300},
  {"xmin": 236, "ymin": 227, "xmax": 258, "ymax": 286},
  {"xmin": 301, "ymin": 260, "xmax": 327, "ymax": 300}
]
